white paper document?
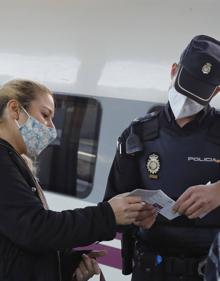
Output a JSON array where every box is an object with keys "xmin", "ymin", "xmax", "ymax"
[{"xmin": 127, "ymin": 189, "xmax": 180, "ymax": 220}]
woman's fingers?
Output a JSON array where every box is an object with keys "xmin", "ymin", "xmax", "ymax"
[
  {"xmin": 74, "ymin": 254, "xmax": 101, "ymax": 281},
  {"xmin": 87, "ymin": 250, "xmax": 106, "ymax": 259}
]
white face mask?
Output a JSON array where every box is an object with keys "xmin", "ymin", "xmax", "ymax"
[
  {"xmin": 15, "ymin": 107, "xmax": 57, "ymax": 157},
  {"xmin": 168, "ymin": 84, "xmax": 204, "ymax": 119}
]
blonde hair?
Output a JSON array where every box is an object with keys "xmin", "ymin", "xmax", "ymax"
[
  {"xmin": 0, "ymin": 79, "xmax": 53, "ymax": 118},
  {"xmin": 21, "ymin": 154, "xmax": 37, "ymax": 176}
]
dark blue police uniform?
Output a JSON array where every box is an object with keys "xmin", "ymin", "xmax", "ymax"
[{"xmin": 104, "ymin": 104, "xmax": 220, "ymax": 281}]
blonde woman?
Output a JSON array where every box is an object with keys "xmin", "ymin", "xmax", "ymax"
[{"xmin": 0, "ymin": 80, "xmax": 144, "ymax": 281}]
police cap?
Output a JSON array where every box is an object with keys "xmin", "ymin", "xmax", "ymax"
[{"xmin": 174, "ymin": 35, "xmax": 220, "ymax": 105}]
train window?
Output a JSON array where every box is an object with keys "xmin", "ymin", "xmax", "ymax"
[{"xmin": 37, "ymin": 93, "xmax": 102, "ymax": 198}]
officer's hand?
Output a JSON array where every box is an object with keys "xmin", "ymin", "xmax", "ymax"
[
  {"xmin": 133, "ymin": 202, "xmax": 158, "ymax": 229},
  {"xmin": 108, "ymin": 195, "xmax": 144, "ymax": 225},
  {"xmin": 173, "ymin": 181, "xmax": 220, "ymax": 219},
  {"xmin": 72, "ymin": 251, "xmax": 106, "ymax": 281}
]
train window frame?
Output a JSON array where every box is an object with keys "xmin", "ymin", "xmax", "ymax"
[{"xmin": 37, "ymin": 92, "xmax": 102, "ymax": 198}]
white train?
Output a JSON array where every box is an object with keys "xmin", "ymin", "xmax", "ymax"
[{"xmin": 1, "ymin": 1, "xmax": 220, "ymax": 280}]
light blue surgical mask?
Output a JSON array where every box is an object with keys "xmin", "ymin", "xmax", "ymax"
[{"xmin": 15, "ymin": 107, "xmax": 57, "ymax": 157}]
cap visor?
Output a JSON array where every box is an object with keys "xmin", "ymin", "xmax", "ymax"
[{"xmin": 174, "ymin": 66, "xmax": 217, "ymax": 105}]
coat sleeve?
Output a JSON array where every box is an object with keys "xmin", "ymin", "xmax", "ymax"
[{"xmin": 0, "ymin": 156, "xmax": 116, "ymax": 254}]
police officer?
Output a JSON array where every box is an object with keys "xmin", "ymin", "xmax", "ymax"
[{"xmin": 104, "ymin": 35, "xmax": 220, "ymax": 281}]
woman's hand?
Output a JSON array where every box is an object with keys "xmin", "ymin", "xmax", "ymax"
[
  {"xmin": 133, "ymin": 202, "xmax": 158, "ymax": 229},
  {"xmin": 73, "ymin": 251, "xmax": 106, "ymax": 281},
  {"xmin": 108, "ymin": 194, "xmax": 144, "ymax": 225},
  {"xmin": 173, "ymin": 181, "xmax": 220, "ymax": 219}
]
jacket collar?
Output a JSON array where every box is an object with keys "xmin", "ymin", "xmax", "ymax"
[{"xmin": 0, "ymin": 138, "xmax": 16, "ymax": 151}]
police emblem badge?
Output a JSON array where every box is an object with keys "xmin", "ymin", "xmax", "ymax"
[
  {"xmin": 202, "ymin": 62, "xmax": 212, "ymax": 74},
  {"xmin": 146, "ymin": 153, "xmax": 160, "ymax": 179}
]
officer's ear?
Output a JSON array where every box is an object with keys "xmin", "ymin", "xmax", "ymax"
[
  {"xmin": 170, "ymin": 63, "xmax": 178, "ymax": 79},
  {"xmin": 213, "ymin": 86, "xmax": 220, "ymax": 97},
  {"xmin": 216, "ymin": 86, "xmax": 220, "ymax": 94}
]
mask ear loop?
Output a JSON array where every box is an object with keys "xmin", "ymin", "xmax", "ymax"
[
  {"xmin": 15, "ymin": 119, "xmax": 21, "ymax": 129},
  {"xmin": 20, "ymin": 106, "xmax": 30, "ymax": 118},
  {"xmin": 15, "ymin": 106, "xmax": 30, "ymax": 129}
]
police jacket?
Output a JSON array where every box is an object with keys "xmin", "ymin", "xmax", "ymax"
[
  {"xmin": 104, "ymin": 104, "xmax": 220, "ymax": 257},
  {"xmin": 0, "ymin": 139, "xmax": 116, "ymax": 281}
]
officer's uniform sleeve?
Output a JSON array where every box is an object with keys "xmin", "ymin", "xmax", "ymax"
[
  {"xmin": 0, "ymin": 153, "xmax": 116, "ymax": 254},
  {"xmin": 104, "ymin": 128, "xmax": 141, "ymax": 201}
]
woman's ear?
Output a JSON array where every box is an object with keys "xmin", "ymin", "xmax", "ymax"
[{"xmin": 6, "ymin": 99, "xmax": 20, "ymax": 120}]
